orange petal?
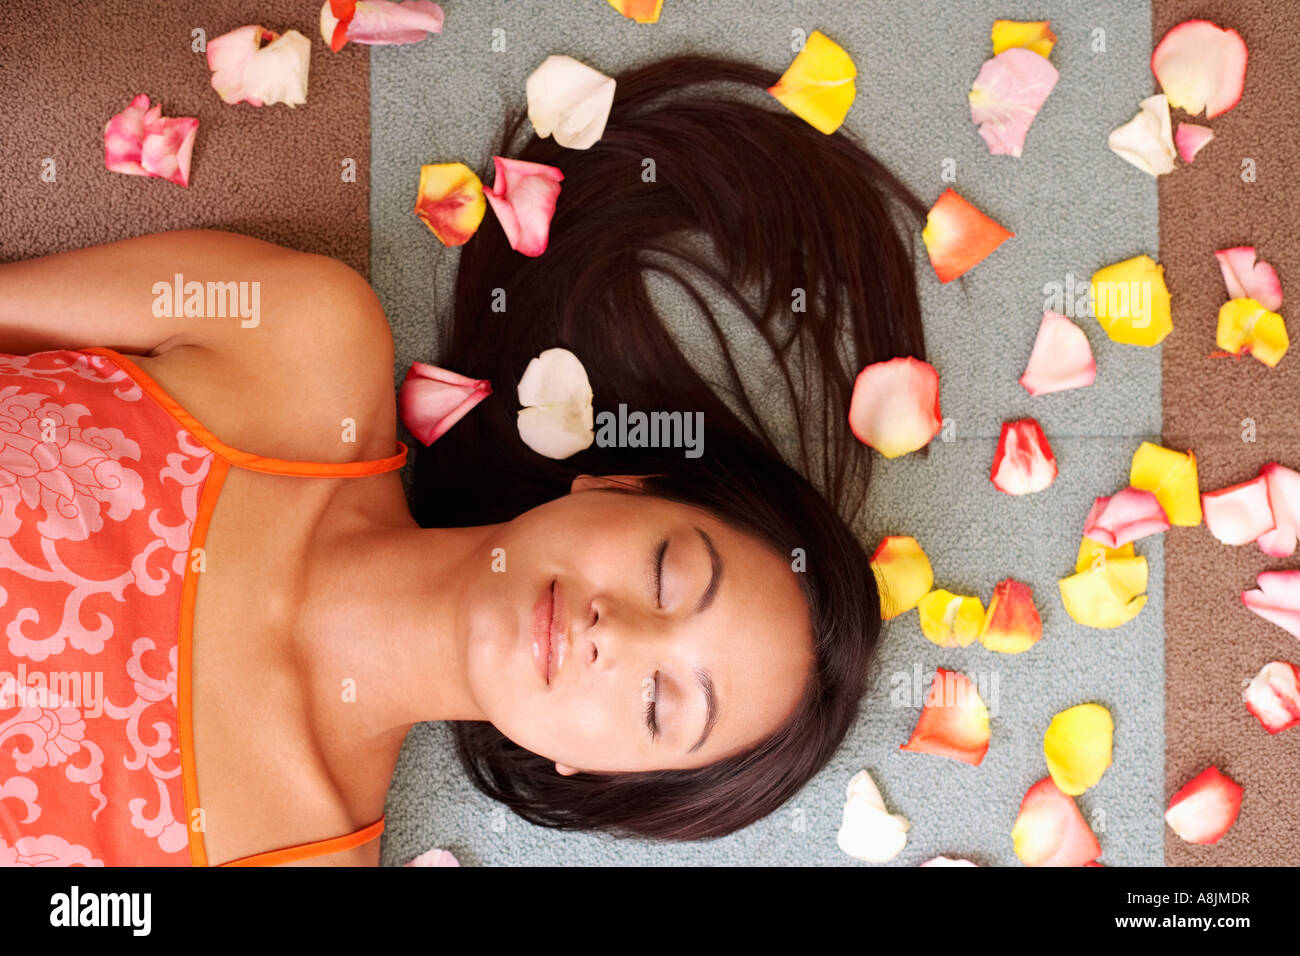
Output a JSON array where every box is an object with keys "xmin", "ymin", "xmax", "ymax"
[
  {"xmin": 767, "ymin": 30, "xmax": 857, "ymax": 134},
  {"xmin": 848, "ymin": 356, "xmax": 942, "ymax": 458},
  {"xmin": 979, "ymin": 578, "xmax": 1042, "ymax": 654},
  {"xmin": 1043, "ymin": 703, "xmax": 1113, "ymax": 795},
  {"xmin": 917, "ymin": 590, "xmax": 985, "ymax": 648},
  {"xmin": 414, "ymin": 162, "xmax": 486, "ymax": 246},
  {"xmin": 607, "ymin": 0, "xmax": 663, "ymax": 23},
  {"xmin": 991, "ymin": 19, "xmax": 1057, "ymax": 59},
  {"xmin": 899, "ymin": 668, "xmax": 990, "ymax": 766},
  {"xmin": 869, "ymin": 535, "xmax": 934, "ymax": 620},
  {"xmin": 922, "ymin": 188, "xmax": 1013, "ymax": 283},
  {"xmin": 1012, "ymin": 777, "xmax": 1102, "ymax": 866}
]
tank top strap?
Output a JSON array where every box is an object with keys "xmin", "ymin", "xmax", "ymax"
[
  {"xmin": 82, "ymin": 346, "xmax": 407, "ymax": 477},
  {"xmin": 217, "ymin": 817, "xmax": 386, "ymax": 867}
]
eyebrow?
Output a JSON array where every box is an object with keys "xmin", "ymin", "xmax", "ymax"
[{"xmin": 687, "ymin": 527, "xmax": 723, "ymax": 753}]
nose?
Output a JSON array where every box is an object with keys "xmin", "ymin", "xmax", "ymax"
[{"xmin": 581, "ymin": 593, "xmax": 665, "ymax": 668}]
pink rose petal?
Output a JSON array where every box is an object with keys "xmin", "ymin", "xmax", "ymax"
[
  {"xmin": 1173, "ymin": 122, "xmax": 1214, "ymax": 163},
  {"xmin": 344, "ymin": 0, "xmax": 445, "ymax": 45},
  {"xmin": 1243, "ymin": 661, "xmax": 1300, "ymax": 734},
  {"xmin": 1242, "ymin": 570, "xmax": 1300, "ymax": 641},
  {"xmin": 399, "ymin": 361, "xmax": 492, "ymax": 445},
  {"xmin": 1214, "ymin": 246, "xmax": 1283, "ymax": 312},
  {"xmin": 1257, "ymin": 462, "xmax": 1300, "ymax": 557},
  {"xmin": 483, "ymin": 156, "xmax": 564, "ymax": 257},
  {"xmin": 847, "ymin": 356, "xmax": 943, "ymax": 459},
  {"xmin": 1202, "ymin": 472, "xmax": 1276, "ymax": 545},
  {"xmin": 403, "ymin": 847, "xmax": 461, "ymax": 866},
  {"xmin": 1019, "ymin": 311, "xmax": 1096, "ymax": 396},
  {"xmin": 1151, "ymin": 20, "xmax": 1248, "ymax": 119},
  {"xmin": 919, "ymin": 855, "xmax": 978, "ymax": 867},
  {"xmin": 104, "ymin": 95, "xmax": 198, "ymax": 187},
  {"xmin": 1082, "ymin": 486, "xmax": 1170, "ymax": 548},
  {"xmin": 969, "ymin": 47, "xmax": 1059, "ymax": 158}
]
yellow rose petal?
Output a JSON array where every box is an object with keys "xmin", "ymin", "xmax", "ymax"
[
  {"xmin": 1091, "ymin": 254, "xmax": 1173, "ymax": 346},
  {"xmin": 768, "ymin": 30, "xmax": 857, "ymax": 134},
  {"xmin": 991, "ymin": 19, "xmax": 1057, "ymax": 59},
  {"xmin": 1044, "ymin": 703, "xmax": 1114, "ymax": 795},
  {"xmin": 1059, "ymin": 565, "xmax": 1147, "ymax": 628},
  {"xmin": 1217, "ymin": 297, "xmax": 1289, "ymax": 368},
  {"xmin": 917, "ymin": 589, "xmax": 984, "ymax": 647},
  {"xmin": 1130, "ymin": 442, "xmax": 1203, "ymax": 526},
  {"xmin": 870, "ymin": 535, "xmax": 935, "ymax": 620}
]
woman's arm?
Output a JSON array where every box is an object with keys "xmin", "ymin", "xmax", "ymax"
[{"xmin": 0, "ymin": 228, "xmax": 356, "ymax": 357}]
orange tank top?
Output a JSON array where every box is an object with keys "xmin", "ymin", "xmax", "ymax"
[{"xmin": 0, "ymin": 347, "xmax": 408, "ymax": 866}]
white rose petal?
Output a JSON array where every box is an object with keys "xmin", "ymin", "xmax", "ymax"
[
  {"xmin": 1108, "ymin": 94, "xmax": 1176, "ymax": 176},
  {"xmin": 516, "ymin": 347, "xmax": 595, "ymax": 459},
  {"xmin": 526, "ymin": 55, "xmax": 616, "ymax": 150},
  {"xmin": 835, "ymin": 769, "xmax": 910, "ymax": 863}
]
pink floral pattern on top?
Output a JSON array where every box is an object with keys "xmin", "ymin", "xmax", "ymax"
[{"xmin": 0, "ymin": 349, "xmax": 211, "ymax": 866}]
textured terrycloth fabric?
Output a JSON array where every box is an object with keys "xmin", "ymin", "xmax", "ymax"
[
  {"xmin": 0, "ymin": 0, "xmax": 371, "ymax": 275},
  {"xmin": 1154, "ymin": 0, "xmax": 1300, "ymax": 866}
]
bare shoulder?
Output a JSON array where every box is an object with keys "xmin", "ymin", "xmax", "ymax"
[{"xmin": 131, "ymin": 254, "xmax": 401, "ymax": 463}]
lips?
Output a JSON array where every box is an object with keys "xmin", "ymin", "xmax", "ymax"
[{"xmin": 531, "ymin": 579, "xmax": 569, "ymax": 686}]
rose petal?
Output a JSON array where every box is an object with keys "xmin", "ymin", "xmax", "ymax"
[
  {"xmin": 484, "ymin": 156, "xmax": 564, "ymax": 257},
  {"xmin": 398, "ymin": 361, "xmax": 491, "ymax": 446},
  {"xmin": 917, "ymin": 590, "xmax": 985, "ymax": 649},
  {"xmin": 1243, "ymin": 661, "xmax": 1300, "ymax": 734},
  {"xmin": 414, "ymin": 162, "xmax": 486, "ymax": 246},
  {"xmin": 1241, "ymin": 570, "xmax": 1300, "ymax": 641},
  {"xmin": 526, "ymin": 55, "xmax": 616, "ymax": 150},
  {"xmin": 1019, "ymin": 310, "xmax": 1096, "ymax": 396},
  {"xmin": 969, "ymin": 47, "xmax": 1059, "ymax": 158},
  {"xmin": 869, "ymin": 535, "xmax": 934, "ymax": 620},
  {"xmin": 1216, "ymin": 298, "xmax": 1289, "ymax": 368},
  {"xmin": 990, "ymin": 418, "xmax": 1057, "ymax": 495},
  {"xmin": 1165, "ymin": 766, "xmax": 1243, "ymax": 845},
  {"xmin": 1151, "ymin": 20, "xmax": 1248, "ymax": 119},
  {"xmin": 767, "ymin": 29, "xmax": 857, "ymax": 135},
  {"xmin": 320, "ymin": 2, "xmax": 348, "ymax": 51},
  {"xmin": 1129, "ymin": 442, "xmax": 1202, "ymax": 527},
  {"xmin": 1060, "ymin": 539, "xmax": 1148, "ymax": 630},
  {"xmin": 1090, "ymin": 254, "xmax": 1173, "ymax": 346},
  {"xmin": 606, "ymin": 0, "xmax": 663, "ymax": 23},
  {"xmin": 978, "ymin": 578, "xmax": 1042, "ymax": 654},
  {"xmin": 899, "ymin": 668, "xmax": 990, "ymax": 766},
  {"xmin": 341, "ymin": 0, "xmax": 444, "ymax": 46},
  {"xmin": 921, "ymin": 188, "xmax": 1014, "ymax": 283},
  {"xmin": 1257, "ymin": 462, "xmax": 1300, "ymax": 557},
  {"xmin": 847, "ymin": 356, "xmax": 942, "ymax": 458},
  {"xmin": 1082, "ymin": 486, "xmax": 1169, "ymax": 548},
  {"xmin": 1012, "ymin": 777, "xmax": 1102, "ymax": 866},
  {"xmin": 919, "ymin": 856, "xmax": 979, "ymax": 867},
  {"xmin": 104, "ymin": 95, "xmax": 198, "ymax": 187},
  {"xmin": 1043, "ymin": 703, "xmax": 1113, "ymax": 796},
  {"xmin": 1215, "ymin": 246, "xmax": 1283, "ymax": 311},
  {"xmin": 208, "ymin": 25, "xmax": 311, "ymax": 107},
  {"xmin": 990, "ymin": 19, "xmax": 1057, "ymax": 59},
  {"xmin": 1203, "ymin": 472, "xmax": 1275, "ymax": 545},
  {"xmin": 835, "ymin": 769, "xmax": 909, "ymax": 863},
  {"xmin": 403, "ymin": 847, "xmax": 461, "ymax": 866},
  {"xmin": 516, "ymin": 347, "xmax": 594, "ymax": 460},
  {"xmin": 1174, "ymin": 122, "xmax": 1214, "ymax": 163},
  {"xmin": 1108, "ymin": 94, "xmax": 1177, "ymax": 176},
  {"xmin": 104, "ymin": 93, "xmax": 151, "ymax": 176}
]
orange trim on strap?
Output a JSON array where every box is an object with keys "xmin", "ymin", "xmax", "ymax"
[
  {"xmin": 180, "ymin": 456, "xmax": 229, "ymax": 868},
  {"xmin": 217, "ymin": 817, "xmax": 386, "ymax": 867},
  {"xmin": 82, "ymin": 346, "xmax": 408, "ymax": 477}
]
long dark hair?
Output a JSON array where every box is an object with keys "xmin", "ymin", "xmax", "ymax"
[{"xmin": 408, "ymin": 53, "xmax": 927, "ymax": 841}]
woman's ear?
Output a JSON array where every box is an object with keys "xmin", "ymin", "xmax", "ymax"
[
  {"xmin": 555, "ymin": 762, "xmax": 580, "ymax": 776},
  {"xmin": 570, "ymin": 473, "xmax": 651, "ymax": 494}
]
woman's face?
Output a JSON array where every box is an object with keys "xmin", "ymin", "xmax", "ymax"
[{"xmin": 458, "ymin": 474, "xmax": 815, "ymax": 774}]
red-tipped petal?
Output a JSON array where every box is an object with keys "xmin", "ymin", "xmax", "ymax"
[
  {"xmin": 343, "ymin": 0, "xmax": 444, "ymax": 45},
  {"xmin": 1165, "ymin": 766, "xmax": 1243, "ymax": 845},
  {"xmin": 979, "ymin": 578, "xmax": 1042, "ymax": 653},
  {"xmin": 848, "ymin": 356, "xmax": 942, "ymax": 458},
  {"xmin": 1202, "ymin": 473, "xmax": 1275, "ymax": 545},
  {"xmin": 1012, "ymin": 777, "xmax": 1102, "ymax": 866},
  {"xmin": 398, "ymin": 361, "xmax": 491, "ymax": 445},
  {"xmin": 1174, "ymin": 122, "xmax": 1214, "ymax": 163},
  {"xmin": 1082, "ymin": 487, "xmax": 1169, "ymax": 548},
  {"xmin": 899, "ymin": 668, "xmax": 990, "ymax": 766},
  {"xmin": 1243, "ymin": 661, "xmax": 1300, "ymax": 734},
  {"xmin": 991, "ymin": 418, "xmax": 1057, "ymax": 494},
  {"xmin": 1242, "ymin": 570, "xmax": 1300, "ymax": 641},
  {"xmin": 1215, "ymin": 246, "xmax": 1283, "ymax": 312},
  {"xmin": 1019, "ymin": 310, "xmax": 1096, "ymax": 396},
  {"xmin": 1257, "ymin": 462, "xmax": 1300, "ymax": 557},
  {"xmin": 921, "ymin": 188, "xmax": 1014, "ymax": 283},
  {"xmin": 1151, "ymin": 20, "xmax": 1248, "ymax": 119}
]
